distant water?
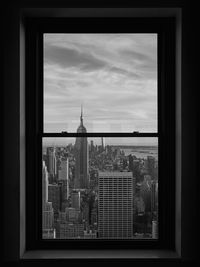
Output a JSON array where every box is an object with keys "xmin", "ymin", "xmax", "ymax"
[{"xmin": 122, "ymin": 148, "xmax": 158, "ymax": 160}]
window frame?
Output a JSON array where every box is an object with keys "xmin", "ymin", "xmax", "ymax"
[{"xmin": 25, "ymin": 17, "xmax": 175, "ymax": 251}]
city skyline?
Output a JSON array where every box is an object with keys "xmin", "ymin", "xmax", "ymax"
[
  {"xmin": 44, "ymin": 34, "xmax": 157, "ymax": 133},
  {"xmin": 42, "ymin": 111, "xmax": 158, "ymax": 239},
  {"xmin": 43, "ymin": 137, "xmax": 158, "ymax": 147},
  {"xmin": 42, "ymin": 136, "xmax": 158, "ymax": 239},
  {"xmin": 43, "ymin": 35, "xmax": 158, "ymax": 239}
]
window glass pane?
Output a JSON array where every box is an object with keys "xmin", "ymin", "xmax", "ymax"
[
  {"xmin": 42, "ymin": 137, "xmax": 158, "ymax": 239},
  {"xmin": 44, "ymin": 34, "xmax": 157, "ymax": 133}
]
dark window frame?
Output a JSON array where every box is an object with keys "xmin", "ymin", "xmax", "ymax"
[{"xmin": 25, "ymin": 17, "xmax": 175, "ymax": 250}]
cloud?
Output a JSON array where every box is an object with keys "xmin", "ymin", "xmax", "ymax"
[
  {"xmin": 44, "ymin": 44, "xmax": 107, "ymax": 71},
  {"xmin": 44, "ymin": 34, "xmax": 157, "ymax": 133},
  {"xmin": 121, "ymin": 49, "xmax": 154, "ymax": 62},
  {"xmin": 109, "ymin": 66, "xmax": 141, "ymax": 79},
  {"xmin": 119, "ymin": 49, "xmax": 157, "ymax": 76}
]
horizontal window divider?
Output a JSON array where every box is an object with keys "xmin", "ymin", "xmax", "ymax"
[
  {"xmin": 41, "ymin": 133, "xmax": 159, "ymax": 138},
  {"xmin": 39, "ymin": 239, "xmax": 159, "ymax": 243}
]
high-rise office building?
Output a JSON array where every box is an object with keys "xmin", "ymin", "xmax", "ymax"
[
  {"xmin": 42, "ymin": 161, "xmax": 54, "ymax": 238},
  {"xmin": 48, "ymin": 183, "xmax": 61, "ymax": 214},
  {"xmin": 74, "ymin": 108, "xmax": 89, "ymax": 189},
  {"xmin": 43, "ymin": 202, "xmax": 54, "ymax": 229},
  {"xmin": 47, "ymin": 147, "xmax": 57, "ymax": 181},
  {"xmin": 42, "ymin": 161, "xmax": 49, "ymax": 206},
  {"xmin": 98, "ymin": 171, "xmax": 133, "ymax": 239},
  {"xmin": 83, "ymin": 230, "xmax": 97, "ymax": 239},
  {"xmin": 147, "ymin": 156, "xmax": 155, "ymax": 178},
  {"xmin": 59, "ymin": 158, "xmax": 69, "ymax": 180},
  {"xmin": 140, "ymin": 175, "xmax": 152, "ymax": 212},
  {"xmin": 152, "ymin": 220, "xmax": 158, "ymax": 239},
  {"xmin": 151, "ymin": 180, "xmax": 158, "ymax": 214},
  {"xmin": 43, "ymin": 229, "xmax": 56, "ymax": 239},
  {"xmin": 101, "ymin": 137, "xmax": 104, "ymax": 151},
  {"xmin": 90, "ymin": 140, "xmax": 94, "ymax": 152},
  {"xmin": 58, "ymin": 159, "xmax": 69, "ymax": 201},
  {"xmin": 59, "ymin": 223, "xmax": 84, "ymax": 239},
  {"xmin": 71, "ymin": 191, "xmax": 81, "ymax": 210},
  {"xmin": 65, "ymin": 207, "xmax": 81, "ymax": 223}
]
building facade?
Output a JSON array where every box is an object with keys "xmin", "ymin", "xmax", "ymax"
[
  {"xmin": 71, "ymin": 191, "xmax": 81, "ymax": 210},
  {"xmin": 42, "ymin": 161, "xmax": 54, "ymax": 238},
  {"xmin": 74, "ymin": 108, "xmax": 89, "ymax": 189},
  {"xmin": 58, "ymin": 158, "xmax": 69, "ymax": 202},
  {"xmin": 98, "ymin": 171, "xmax": 133, "ymax": 239},
  {"xmin": 48, "ymin": 183, "xmax": 61, "ymax": 214},
  {"xmin": 47, "ymin": 147, "xmax": 57, "ymax": 179}
]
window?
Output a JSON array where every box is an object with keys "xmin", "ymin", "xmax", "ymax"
[
  {"xmin": 4, "ymin": 4, "xmax": 198, "ymax": 262},
  {"xmin": 43, "ymin": 32, "xmax": 158, "ymax": 241},
  {"xmin": 26, "ymin": 17, "xmax": 175, "ymax": 250}
]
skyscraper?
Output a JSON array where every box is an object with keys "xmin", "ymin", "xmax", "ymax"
[
  {"xmin": 42, "ymin": 161, "xmax": 49, "ymax": 206},
  {"xmin": 98, "ymin": 171, "xmax": 133, "ymax": 239},
  {"xmin": 74, "ymin": 107, "xmax": 89, "ymax": 189},
  {"xmin": 43, "ymin": 202, "xmax": 54, "ymax": 230},
  {"xmin": 147, "ymin": 156, "xmax": 155, "ymax": 179},
  {"xmin": 47, "ymin": 147, "xmax": 57, "ymax": 182},
  {"xmin": 42, "ymin": 161, "xmax": 54, "ymax": 238},
  {"xmin": 71, "ymin": 191, "xmax": 81, "ymax": 210},
  {"xmin": 152, "ymin": 220, "xmax": 158, "ymax": 239},
  {"xmin": 101, "ymin": 137, "xmax": 104, "ymax": 151},
  {"xmin": 90, "ymin": 140, "xmax": 94, "ymax": 152},
  {"xmin": 58, "ymin": 158, "xmax": 69, "ymax": 181},
  {"xmin": 48, "ymin": 183, "xmax": 61, "ymax": 214},
  {"xmin": 151, "ymin": 180, "xmax": 158, "ymax": 214},
  {"xmin": 58, "ymin": 158, "xmax": 69, "ymax": 201},
  {"xmin": 140, "ymin": 175, "xmax": 151, "ymax": 212}
]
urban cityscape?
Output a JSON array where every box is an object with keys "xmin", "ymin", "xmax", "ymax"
[
  {"xmin": 42, "ymin": 111, "xmax": 158, "ymax": 239},
  {"xmin": 43, "ymin": 33, "xmax": 158, "ymax": 239}
]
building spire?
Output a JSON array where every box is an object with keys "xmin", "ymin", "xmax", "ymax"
[
  {"xmin": 80, "ymin": 104, "xmax": 83, "ymax": 125},
  {"xmin": 77, "ymin": 104, "xmax": 86, "ymax": 133}
]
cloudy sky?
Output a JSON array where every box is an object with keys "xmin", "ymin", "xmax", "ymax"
[{"xmin": 44, "ymin": 34, "xmax": 157, "ymax": 133}]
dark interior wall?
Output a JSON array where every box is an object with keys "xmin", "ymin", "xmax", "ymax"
[
  {"xmin": 3, "ymin": 0, "xmax": 198, "ymax": 264},
  {"xmin": 3, "ymin": 6, "xmax": 20, "ymax": 262},
  {"xmin": 181, "ymin": 3, "xmax": 198, "ymax": 260}
]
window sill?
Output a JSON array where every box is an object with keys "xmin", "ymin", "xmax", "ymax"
[{"xmin": 22, "ymin": 249, "xmax": 180, "ymax": 260}]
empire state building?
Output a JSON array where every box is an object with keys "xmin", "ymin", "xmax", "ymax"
[{"xmin": 74, "ymin": 107, "xmax": 89, "ymax": 189}]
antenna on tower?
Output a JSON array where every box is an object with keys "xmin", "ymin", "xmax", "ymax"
[{"xmin": 80, "ymin": 104, "xmax": 83, "ymax": 125}]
